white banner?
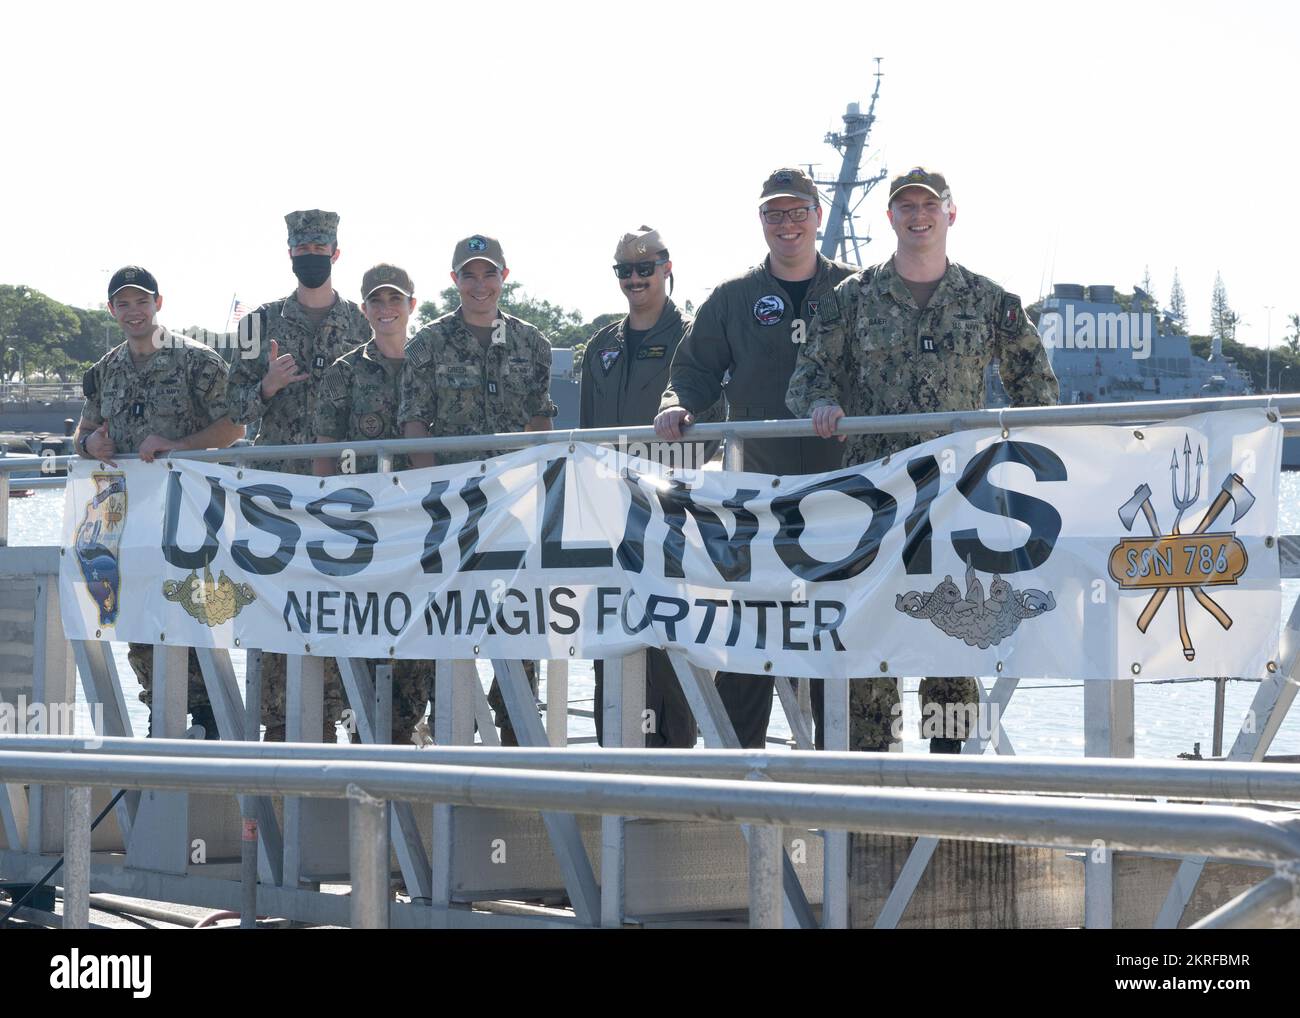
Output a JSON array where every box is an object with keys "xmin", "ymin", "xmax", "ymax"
[{"xmin": 60, "ymin": 409, "xmax": 1281, "ymax": 680}]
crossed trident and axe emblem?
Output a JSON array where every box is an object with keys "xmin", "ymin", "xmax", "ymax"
[{"xmin": 1112, "ymin": 436, "xmax": 1255, "ymax": 662}]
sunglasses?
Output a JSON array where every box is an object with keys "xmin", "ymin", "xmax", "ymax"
[{"xmin": 613, "ymin": 257, "xmax": 668, "ymax": 279}]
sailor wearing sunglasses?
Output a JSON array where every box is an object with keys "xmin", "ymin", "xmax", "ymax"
[{"xmin": 580, "ymin": 226, "xmax": 721, "ymax": 749}]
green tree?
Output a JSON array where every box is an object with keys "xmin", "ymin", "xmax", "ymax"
[
  {"xmin": 1139, "ymin": 265, "xmax": 1156, "ymax": 307},
  {"xmin": 1209, "ymin": 271, "xmax": 1239, "ymax": 343},
  {"xmin": 0, "ymin": 284, "xmax": 81, "ymax": 381},
  {"xmin": 1284, "ymin": 313, "xmax": 1300, "ymax": 357},
  {"xmin": 1168, "ymin": 269, "xmax": 1187, "ymax": 334},
  {"xmin": 68, "ymin": 304, "xmax": 119, "ymax": 363},
  {"xmin": 416, "ymin": 281, "xmax": 618, "ymax": 348}
]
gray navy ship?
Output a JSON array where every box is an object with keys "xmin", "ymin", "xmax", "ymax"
[{"xmin": 987, "ymin": 282, "xmax": 1298, "ymax": 468}]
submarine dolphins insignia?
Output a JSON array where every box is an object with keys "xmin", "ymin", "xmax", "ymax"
[
  {"xmin": 73, "ymin": 473, "xmax": 128, "ymax": 625},
  {"xmin": 1108, "ymin": 438, "xmax": 1253, "ymax": 662},
  {"xmin": 896, "ymin": 559, "xmax": 1056, "ymax": 649},
  {"xmin": 162, "ymin": 566, "xmax": 256, "ymax": 627}
]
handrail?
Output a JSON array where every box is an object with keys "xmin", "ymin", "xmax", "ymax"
[
  {"xmin": 8, "ymin": 736, "xmax": 1300, "ymax": 804},
  {"xmin": 2, "ymin": 750, "xmax": 1299, "ymax": 864},
  {"xmin": 4, "ymin": 394, "xmax": 1297, "ymax": 471}
]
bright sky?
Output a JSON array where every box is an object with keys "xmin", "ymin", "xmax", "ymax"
[{"xmin": 2, "ymin": 0, "xmax": 1296, "ymax": 345}]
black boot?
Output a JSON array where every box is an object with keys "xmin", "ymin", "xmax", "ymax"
[{"xmin": 930, "ymin": 737, "xmax": 962, "ymax": 754}]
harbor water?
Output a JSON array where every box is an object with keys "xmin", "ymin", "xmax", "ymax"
[{"xmin": 20, "ymin": 475, "xmax": 1300, "ymax": 758}]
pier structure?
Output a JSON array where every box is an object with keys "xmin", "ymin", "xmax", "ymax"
[{"xmin": 3, "ymin": 395, "xmax": 1300, "ymax": 929}]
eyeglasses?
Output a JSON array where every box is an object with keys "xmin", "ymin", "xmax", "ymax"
[
  {"xmin": 613, "ymin": 257, "xmax": 668, "ymax": 279},
  {"xmin": 760, "ymin": 205, "xmax": 817, "ymax": 225}
]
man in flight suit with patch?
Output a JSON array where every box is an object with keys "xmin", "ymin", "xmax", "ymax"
[
  {"xmin": 787, "ymin": 167, "xmax": 1059, "ymax": 752},
  {"xmin": 654, "ymin": 167, "xmax": 856, "ymax": 749},
  {"xmin": 580, "ymin": 226, "xmax": 719, "ymax": 749}
]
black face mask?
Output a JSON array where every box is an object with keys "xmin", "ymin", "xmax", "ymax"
[{"xmin": 291, "ymin": 253, "xmax": 332, "ymax": 289}]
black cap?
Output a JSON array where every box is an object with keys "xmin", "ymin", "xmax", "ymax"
[{"xmin": 108, "ymin": 265, "xmax": 159, "ymax": 299}]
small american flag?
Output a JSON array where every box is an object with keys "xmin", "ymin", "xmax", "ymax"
[{"xmin": 231, "ymin": 299, "xmax": 253, "ymax": 324}]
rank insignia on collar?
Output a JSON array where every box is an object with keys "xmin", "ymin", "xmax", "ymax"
[
  {"xmin": 488, "ymin": 380, "xmax": 498, "ymax": 395},
  {"xmin": 313, "ymin": 355, "xmax": 326, "ymax": 370}
]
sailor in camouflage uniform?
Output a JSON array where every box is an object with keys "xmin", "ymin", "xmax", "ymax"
[
  {"xmin": 76, "ymin": 266, "xmax": 245, "ymax": 738},
  {"xmin": 313, "ymin": 263, "xmax": 432, "ymax": 744},
  {"xmin": 399, "ymin": 235, "xmax": 556, "ymax": 745},
  {"xmin": 227, "ymin": 210, "xmax": 371, "ymax": 742},
  {"xmin": 786, "ymin": 168, "xmax": 1059, "ymax": 752},
  {"xmin": 655, "ymin": 167, "xmax": 857, "ymax": 750}
]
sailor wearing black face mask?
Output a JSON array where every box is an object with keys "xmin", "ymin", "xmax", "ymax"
[
  {"xmin": 227, "ymin": 209, "xmax": 371, "ymax": 476},
  {"xmin": 226, "ymin": 209, "xmax": 372, "ymax": 745}
]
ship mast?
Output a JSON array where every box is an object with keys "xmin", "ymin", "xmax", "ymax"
[{"xmin": 810, "ymin": 59, "xmax": 887, "ymax": 266}]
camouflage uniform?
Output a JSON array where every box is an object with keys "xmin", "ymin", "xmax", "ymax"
[
  {"xmin": 314, "ymin": 340, "xmax": 432, "ymax": 743},
  {"xmin": 225, "ymin": 212, "xmax": 373, "ymax": 743},
  {"xmin": 399, "ymin": 307, "xmax": 554, "ymax": 741},
  {"xmin": 787, "ymin": 257, "xmax": 1060, "ymax": 747},
  {"xmin": 79, "ymin": 335, "xmax": 232, "ymax": 723},
  {"xmin": 226, "ymin": 295, "xmax": 371, "ymax": 474},
  {"xmin": 398, "ymin": 308, "xmax": 553, "ymax": 464}
]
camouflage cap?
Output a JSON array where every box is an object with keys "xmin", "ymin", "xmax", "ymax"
[
  {"xmin": 614, "ymin": 226, "xmax": 668, "ymax": 262},
  {"xmin": 888, "ymin": 167, "xmax": 952, "ymax": 203},
  {"xmin": 759, "ymin": 167, "xmax": 818, "ymax": 206},
  {"xmin": 107, "ymin": 265, "xmax": 159, "ymax": 298},
  {"xmin": 452, "ymin": 235, "xmax": 505, "ymax": 272},
  {"xmin": 285, "ymin": 209, "xmax": 340, "ymax": 248},
  {"xmin": 361, "ymin": 263, "xmax": 415, "ymax": 299}
]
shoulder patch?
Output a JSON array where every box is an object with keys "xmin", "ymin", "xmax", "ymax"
[
  {"xmin": 815, "ymin": 293, "xmax": 841, "ymax": 325},
  {"xmin": 998, "ymin": 293, "xmax": 1024, "ymax": 335},
  {"xmin": 82, "ymin": 367, "xmax": 98, "ymax": 399}
]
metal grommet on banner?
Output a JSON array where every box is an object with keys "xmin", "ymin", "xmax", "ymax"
[
  {"xmin": 996, "ymin": 661, "xmax": 1004, "ymax": 673},
  {"xmin": 1267, "ymin": 660, "xmax": 1279, "ymax": 674},
  {"xmin": 763, "ymin": 661, "xmax": 773, "ymax": 673},
  {"xmin": 1131, "ymin": 662, "xmax": 1141, "ymax": 675},
  {"xmin": 1266, "ymin": 536, "xmax": 1275, "ymax": 548},
  {"xmin": 234, "ymin": 638, "xmax": 241, "ymax": 648},
  {"xmin": 1133, "ymin": 430, "xmax": 1144, "ymax": 440},
  {"xmin": 479, "ymin": 463, "xmax": 486, "ymax": 474},
  {"xmin": 473, "ymin": 645, "xmax": 480, "ymax": 656},
  {"xmin": 879, "ymin": 661, "xmax": 888, "ymax": 673},
  {"xmin": 569, "ymin": 646, "xmax": 576, "ymax": 657}
]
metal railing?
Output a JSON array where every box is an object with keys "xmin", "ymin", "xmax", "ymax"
[
  {"xmin": 4, "ymin": 393, "xmax": 1299, "ymax": 929},
  {"xmin": 2, "ymin": 737, "xmax": 1299, "ymax": 929}
]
